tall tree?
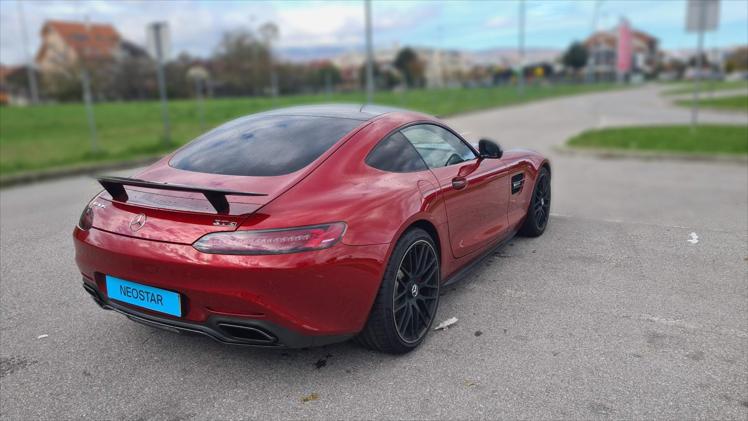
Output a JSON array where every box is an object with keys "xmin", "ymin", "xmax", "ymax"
[
  {"xmin": 725, "ymin": 47, "xmax": 748, "ymax": 72},
  {"xmin": 394, "ymin": 47, "xmax": 424, "ymax": 87},
  {"xmin": 562, "ymin": 42, "xmax": 589, "ymax": 72},
  {"xmin": 213, "ymin": 29, "xmax": 271, "ymax": 95}
]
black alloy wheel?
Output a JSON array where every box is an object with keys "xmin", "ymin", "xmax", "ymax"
[
  {"xmin": 532, "ymin": 171, "xmax": 551, "ymax": 230},
  {"xmin": 356, "ymin": 228, "xmax": 440, "ymax": 354},
  {"xmin": 519, "ymin": 167, "xmax": 551, "ymax": 237},
  {"xmin": 392, "ymin": 240, "xmax": 440, "ymax": 343}
]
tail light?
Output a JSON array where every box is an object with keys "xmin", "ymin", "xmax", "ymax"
[
  {"xmin": 78, "ymin": 205, "xmax": 94, "ymax": 230},
  {"xmin": 193, "ymin": 222, "xmax": 347, "ymax": 255}
]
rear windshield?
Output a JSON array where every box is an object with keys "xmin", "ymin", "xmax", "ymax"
[{"xmin": 169, "ymin": 115, "xmax": 361, "ymax": 176}]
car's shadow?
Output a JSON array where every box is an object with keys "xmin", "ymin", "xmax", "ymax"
[{"xmin": 99, "ymin": 236, "xmax": 534, "ymax": 382}]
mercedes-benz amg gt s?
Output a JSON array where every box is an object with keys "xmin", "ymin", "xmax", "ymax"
[{"xmin": 73, "ymin": 104, "xmax": 551, "ymax": 354}]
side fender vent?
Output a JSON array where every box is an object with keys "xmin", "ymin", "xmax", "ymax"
[{"xmin": 511, "ymin": 173, "xmax": 525, "ymax": 194}]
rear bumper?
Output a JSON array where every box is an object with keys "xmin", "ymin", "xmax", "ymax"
[
  {"xmin": 81, "ymin": 282, "xmax": 352, "ymax": 347},
  {"xmin": 74, "ymin": 227, "xmax": 390, "ymax": 346}
]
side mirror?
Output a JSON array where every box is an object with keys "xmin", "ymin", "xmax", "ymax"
[{"xmin": 478, "ymin": 138, "xmax": 503, "ymax": 159}]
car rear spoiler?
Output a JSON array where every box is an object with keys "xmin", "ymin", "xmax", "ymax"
[{"xmin": 97, "ymin": 176, "xmax": 267, "ymax": 214}]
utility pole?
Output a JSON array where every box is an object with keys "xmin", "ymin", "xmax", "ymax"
[
  {"xmin": 259, "ymin": 22, "xmax": 280, "ymax": 102},
  {"xmin": 436, "ymin": 24, "xmax": 445, "ymax": 88},
  {"xmin": 364, "ymin": 0, "xmax": 375, "ymax": 104},
  {"xmin": 80, "ymin": 18, "xmax": 99, "ymax": 153},
  {"xmin": 17, "ymin": 0, "xmax": 39, "ymax": 104},
  {"xmin": 187, "ymin": 66, "xmax": 209, "ymax": 132},
  {"xmin": 517, "ymin": 0, "xmax": 525, "ymax": 95},
  {"xmin": 691, "ymin": 2, "xmax": 706, "ymax": 129},
  {"xmin": 196, "ymin": 78, "xmax": 205, "ymax": 130},
  {"xmin": 81, "ymin": 68, "xmax": 99, "ymax": 153},
  {"xmin": 586, "ymin": 0, "xmax": 602, "ymax": 84},
  {"xmin": 149, "ymin": 22, "xmax": 171, "ymax": 145}
]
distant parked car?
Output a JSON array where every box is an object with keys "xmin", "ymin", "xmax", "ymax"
[
  {"xmin": 684, "ymin": 68, "xmax": 724, "ymax": 81},
  {"xmin": 725, "ymin": 71, "xmax": 748, "ymax": 82}
]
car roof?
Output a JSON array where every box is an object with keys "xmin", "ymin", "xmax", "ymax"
[{"xmin": 255, "ymin": 104, "xmax": 428, "ymax": 121}]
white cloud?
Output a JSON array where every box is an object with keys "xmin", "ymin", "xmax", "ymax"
[
  {"xmin": 485, "ymin": 15, "xmax": 513, "ymax": 29},
  {"xmin": 1, "ymin": 0, "xmax": 745, "ymax": 65},
  {"xmin": 0, "ymin": 0, "xmax": 437, "ymax": 63}
]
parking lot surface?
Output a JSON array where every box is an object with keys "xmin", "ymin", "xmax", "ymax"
[{"xmin": 1, "ymin": 85, "xmax": 746, "ymax": 419}]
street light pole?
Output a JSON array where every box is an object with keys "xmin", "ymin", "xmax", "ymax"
[
  {"xmin": 81, "ymin": 68, "xmax": 99, "ymax": 153},
  {"xmin": 195, "ymin": 78, "xmax": 205, "ymax": 131},
  {"xmin": 150, "ymin": 22, "xmax": 171, "ymax": 145},
  {"xmin": 81, "ymin": 19, "xmax": 99, "ymax": 154},
  {"xmin": 259, "ymin": 22, "xmax": 280, "ymax": 102},
  {"xmin": 517, "ymin": 0, "xmax": 525, "ymax": 95},
  {"xmin": 187, "ymin": 66, "xmax": 209, "ymax": 132},
  {"xmin": 364, "ymin": 0, "xmax": 375, "ymax": 104},
  {"xmin": 691, "ymin": 1, "xmax": 706, "ymax": 129},
  {"xmin": 17, "ymin": 0, "xmax": 39, "ymax": 104},
  {"xmin": 586, "ymin": 0, "xmax": 602, "ymax": 84}
]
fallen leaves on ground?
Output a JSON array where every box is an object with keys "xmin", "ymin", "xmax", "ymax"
[{"xmin": 301, "ymin": 392, "xmax": 319, "ymax": 403}]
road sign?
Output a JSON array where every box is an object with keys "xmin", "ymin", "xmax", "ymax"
[
  {"xmin": 686, "ymin": 0, "xmax": 719, "ymax": 33},
  {"xmin": 685, "ymin": 0, "xmax": 720, "ymax": 129},
  {"xmin": 147, "ymin": 22, "xmax": 171, "ymax": 62}
]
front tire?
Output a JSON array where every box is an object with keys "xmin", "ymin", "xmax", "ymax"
[
  {"xmin": 519, "ymin": 167, "xmax": 551, "ymax": 237},
  {"xmin": 356, "ymin": 228, "xmax": 440, "ymax": 354}
]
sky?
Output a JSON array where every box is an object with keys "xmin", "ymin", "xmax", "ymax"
[{"xmin": 1, "ymin": 0, "xmax": 747, "ymax": 65}]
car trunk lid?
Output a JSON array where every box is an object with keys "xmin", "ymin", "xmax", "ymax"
[{"xmin": 89, "ymin": 163, "xmax": 307, "ymax": 245}]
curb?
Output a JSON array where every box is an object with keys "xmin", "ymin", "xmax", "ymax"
[
  {"xmin": 0, "ymin": 156, "xmax": 162, "ymax": 189},
  {"xmin": 553, "ymin": 145, "xmax": 748, "ymax": 164}
]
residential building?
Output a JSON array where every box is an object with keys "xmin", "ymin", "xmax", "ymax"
[
  {"xmin": 585, "ymin": 28, "xmax": 659, "ymax": 79},
  {"xmin": 330, "ymin": 44, "xmax": 472, "ymax": 89},
  {"xmin": 35, "ymin": 20, "xmax": 123, "ymax": 75},
  {"xmin": 0, "ymin": 65, "xmax": 37, "ymax": 105},
  {"xmin": 34, "ymin": 20, "xmax": 152, "ymax": 99}
]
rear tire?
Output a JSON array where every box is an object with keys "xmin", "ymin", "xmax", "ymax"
[
  {"xmin": 356, "ymin": 228, "xmax": 440, "ymax": 354},
  {"xmin": 519, "ymin": 167, "xmax": 551, "ymax": 237}
]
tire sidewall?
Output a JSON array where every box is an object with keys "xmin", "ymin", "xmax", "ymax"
[
  {"xmin": 521, "ymin": 167, "xmax": 551, "ymax": 237},
  {"xmin": 533, "ymin": 169, "xmax": 550, "ymax": 232},
  {"xmin": 381, "ymin": 228, "xmax": 440, "ymax": 350}
]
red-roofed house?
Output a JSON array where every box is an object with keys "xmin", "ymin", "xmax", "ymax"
[{"xmin": 36, "ymin": 20, "xmax": 123, "ymax": 75}]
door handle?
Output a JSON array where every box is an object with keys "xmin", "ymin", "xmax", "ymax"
[{"xmin": 452, "ymin": 177, "xmax": 467, "ymax": 190}]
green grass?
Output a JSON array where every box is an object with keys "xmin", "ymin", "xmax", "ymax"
[
  {"xmin": 663, "ymin": 80, "xmax": 748, "ymax": 96},
  {"xmin": 0, "ymin": 83, "xmax": 618, "ymax": 175},
  {"xmin": 675, "ymin": 95, "xmax": 748, "ymax": 112},
  {"xmin": 567, "ymin": 125, "xmax": 748, "ymax": 155}
]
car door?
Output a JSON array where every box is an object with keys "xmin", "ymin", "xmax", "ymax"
[{"xmin": 401, "ymin": 124, "xmax": 509, "ymax": 258}]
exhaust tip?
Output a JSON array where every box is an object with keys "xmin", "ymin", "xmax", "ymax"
[{"xmin": 217, "ymin": 323, "xmax": 278, "ymax": 344}]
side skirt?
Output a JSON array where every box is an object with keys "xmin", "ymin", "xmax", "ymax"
[{"xmin": 442, "ymin": 229, "xmax": 518, "ymax": 287}]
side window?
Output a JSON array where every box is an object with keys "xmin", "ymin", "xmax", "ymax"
[
  {"xmin": 401, "ymin": 124, "xmax": 476, "ymax": 168},
  {"xmin": 365, "ymin": 132, "xmax": 429, "ymax": 173}
]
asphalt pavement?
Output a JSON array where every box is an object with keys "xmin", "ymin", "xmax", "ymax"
[{"xmin": 1, "ymin": 85, "xmax": 747, "ymax": 419}]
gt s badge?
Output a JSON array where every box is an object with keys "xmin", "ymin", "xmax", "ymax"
[{"xmin": 213, "ymin": 219, "xmax": 237, "ymax": 227}]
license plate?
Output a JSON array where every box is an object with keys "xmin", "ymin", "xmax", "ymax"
[{"xmin": 105, "ymin": 275, "xmax": 182, "ymax": 317}]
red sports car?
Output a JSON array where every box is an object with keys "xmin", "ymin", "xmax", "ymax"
[{"xmin": 73, "ymin": 104, "xmax": 550, "ymax": 354}]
